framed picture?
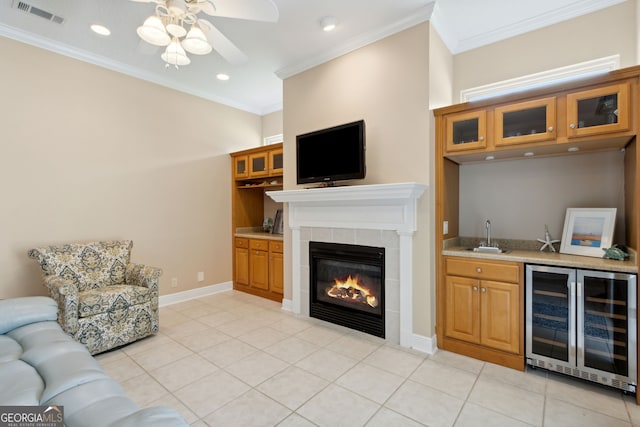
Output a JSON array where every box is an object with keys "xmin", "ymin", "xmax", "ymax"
[
  {"xmin": 560, "ymin": 208, "xmax": 616, "ymax": 257},
  {"xmin": 272, "ymin": 209, "xmax": 283, "ymax": 234}
]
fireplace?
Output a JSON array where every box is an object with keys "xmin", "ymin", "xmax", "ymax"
[{"xmin": 309, "ymin": 241, "xmax": 385, "ymax": 338}]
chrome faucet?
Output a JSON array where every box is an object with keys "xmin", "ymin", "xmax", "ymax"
[{"xmin": 486, "ymin": 219, "xmax": 492, "ymax": 247}]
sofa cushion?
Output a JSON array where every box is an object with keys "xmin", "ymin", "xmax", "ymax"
[
  {"xmin": 0, "ymin": 359, "xmax": 43, "ymax": 405},
  {"xmin": 28, "ymin": 241, "xmax": 132, "ymax": 291},
  {"xmin": 0, "ymin": 297, "xmax": 57, "ymax": 334},
  {"xmin": 0, "ymin": 335, "xmax": 22, "ymax": 362},
  {"xmin": 78, "ymin": 285, "xmax": 152, "ymax": 318}
]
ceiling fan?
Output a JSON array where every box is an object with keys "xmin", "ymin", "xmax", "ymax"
[{"xmin": 130, "ymin": 0, "xmax": 279, "ymax": 67}]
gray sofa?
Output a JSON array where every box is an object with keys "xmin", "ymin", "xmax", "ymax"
[{"xmin": 0, "ymin": 296, "xmax": 187, "ymax": 427}]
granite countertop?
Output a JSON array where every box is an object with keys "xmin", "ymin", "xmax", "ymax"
[
  {"xmin": 443, "ymin": 238, "xmax": 637, "ymax": 274},
  {"xmin": 235, "ymin": 227, "xmax": 284, "ymax": 241}
]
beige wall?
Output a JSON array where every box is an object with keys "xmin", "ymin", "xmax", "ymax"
[
  {"xmin": 283, "ymin": 23, "xmax": 435, "ymax": 337},
  {"xmin": 261, "ymin": 110, "xmax": 283, "ymax": 140},
  {"xmin": 453, "ymin": 0, "xmax": 637, "ymax": 100},
  {"xmin": 0, "ymin": 36, "xmax": 262, "ymax": 299}
]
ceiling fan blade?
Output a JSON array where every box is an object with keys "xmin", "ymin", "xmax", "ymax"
[
  {"xmin": 208, "ymin": 0, "xmax": 278, "ymax": 22},
  {"xmin": 198, "ymin": 19, "xmax": 248, "ymax": 65}
]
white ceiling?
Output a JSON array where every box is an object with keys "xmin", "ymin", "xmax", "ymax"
[{"xmin": 0, "ymin": 0, "xmax": 625, "ymax": 115}]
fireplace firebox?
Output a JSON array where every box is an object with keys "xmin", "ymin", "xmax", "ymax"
[{"xmin": 309, "ymin": 241, "xmax": 385, "ymax": 338}]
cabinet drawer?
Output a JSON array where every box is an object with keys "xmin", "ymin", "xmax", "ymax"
[
  {"xmin": 235, "ymin": 238, "xmax": 249, "ymax": 248},
  {"xmin": 250, "ymin": 239, "xmax": 269, "ymax": 251},
  {"xmin": 446, "ymin": 257, "xmax": 519, "ymax": 283},
  {"xmin": 269, "ymin": 240, "xmax": 283, "ymax": 253}
]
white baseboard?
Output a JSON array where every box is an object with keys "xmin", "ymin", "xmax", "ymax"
[
  {"xmin": 281, "ymin": 298, "xmax": 293, "ymax": 312},
  {"xmin": 159, "ymin": 281, "xmax": 233, "ymax": 307},
  {"xmin": 411, "ymin": 333, "xmax": 437, "ymax": 355}
]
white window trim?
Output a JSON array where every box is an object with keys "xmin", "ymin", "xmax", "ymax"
[
  {"xmin": 460, "ymin": 55, "xmax": 620, "ymax": 103},
  {"xmin": 263, "ymin": 134, "xmax": 283, "ymax": 146}
]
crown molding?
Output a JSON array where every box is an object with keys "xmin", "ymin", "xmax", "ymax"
[
  {"xmin": 436, "ymin": 0, "xmax": 626, "ymax": 54},
  {"xmin": 275, "ymin": 2, "xmax": 435, "ymax": 80}
]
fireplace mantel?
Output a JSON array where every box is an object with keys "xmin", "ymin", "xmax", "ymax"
[{"xmin": 268, "ymin": 182, "xmax": 428, "ymax": 349}]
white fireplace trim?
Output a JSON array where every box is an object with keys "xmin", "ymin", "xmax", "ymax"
[{"xmin": 268, "ymin": 182, "xmax": 427, "ymax": 348}]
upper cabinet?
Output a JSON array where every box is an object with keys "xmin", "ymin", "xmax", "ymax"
[
  {"xmin": 233, "ymin": 155, "xmax": 249, "ymax": 179},
  {"xmin": 269, "ymin": 147, "xmax": 283, "ymax": 175},
  {"xmin": 445, "ymin": 110, "xmax": 487, "ymax": 153},
  {"xmin": 231, "ymin": 143, "xmax": 283, "ymax": 185},
  {"xmin": 440, "ymin": 74, "xmax": 636, "ymax": 161},
  {"xmin": 494, "ymin": 97, "xmax": 556, "ymax": 147},
  {"xmin": 566, "ymin": 82, "xmax": 630, "ymax": 139}
]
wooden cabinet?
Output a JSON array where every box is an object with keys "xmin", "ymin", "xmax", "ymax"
[
  {"xmin": 233, "ymin": 156, "xmax": 249, "ymax": 179},
  {"xmin": 231, "ymin": 143, "xmax": 284, "ymax": 302},
  {"xmin": 566, "ymin": 82, "xmax": 630, "ymax": 139},
  {"xmin": 269, "ymin": 240, "xmax": 284, "ymax": 294},
  {"xmin": 234, "ymin": 237, "xmax": 283, "ymax": 298},
  {"xmin": 494, "ymin": 97, "xmax": 556, "ymax": 146},
  {"xmin": 249, "ymin": 239, "xmax": 269, "ymax": 290},
  {"xmin": 269, "ymin": 148, "xmax": 283, "ymax": 175},
  {"xmin": 442, "ymin": 257, "xmax": 523, "ymax": 368},
  {"xmin": 249, "ymin": 152, "xmax": 269, "ymax": 177},
  {"xmin": 444, "ymin": 110, "xmax": 487, "ymax": 153},
  {"xmin": 234, "ymin": 238, "xmax": 249, "ymax": 285},
  {"xmin": 439, "ymin": 78, "xmax": 635, "ymax": 161}
]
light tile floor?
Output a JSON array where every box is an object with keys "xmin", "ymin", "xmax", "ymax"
[{"xmin": 95, "ymin": 290, "xmax": 640, "ymax": 426}]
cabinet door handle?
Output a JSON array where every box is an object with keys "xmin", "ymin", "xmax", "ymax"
[
  {"xmin": 476, "ymin": 268, "xmax": 482, "ymax": 273},
  {"xmin": 570, "ymin": 123, "xmax": 576, "ymax": 129},
  {"xmin": 548, "ymin": 126, "xmax": 554, "ymax": 132},
  {"xmin": 473, "ymin": 286, "xmax": 478, "ymax": 292},
  {"xmin": 481, "ymin": 288, "xmax": 486, "ymax": 293},
  {"xmin": 479, "ymin": 136, "xmax": 485, "ymax": 141}
]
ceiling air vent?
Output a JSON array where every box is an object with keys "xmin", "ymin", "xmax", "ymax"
[{"xmin": 12, "ymin": 1, "xmax": 65, "ymax": 24}]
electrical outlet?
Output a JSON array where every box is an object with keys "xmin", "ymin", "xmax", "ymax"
[
  {"xmin": 171, "ymin": 278, "xmax": 178, "ymax": 288},
  {"xmin": 443, "ymin": 221, "xmax": 449, "ymax": 235},
  {"xmin": 197, "ymin": 272, "xmax": 205, "ymax": 282}
]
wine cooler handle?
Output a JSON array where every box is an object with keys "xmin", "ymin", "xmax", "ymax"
[{"xmin": 576, "ymin": 281, "xmax": 582, "ymax": 298}]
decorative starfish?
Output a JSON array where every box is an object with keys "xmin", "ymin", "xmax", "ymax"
[{"xmin": 537, "ymin": 225, "xmax": 560, "ymax": 252}]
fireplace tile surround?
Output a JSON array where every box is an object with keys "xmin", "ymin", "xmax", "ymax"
[{"xmin": 268, "ymin": 182, "xmax": 430, "ymax": 352}]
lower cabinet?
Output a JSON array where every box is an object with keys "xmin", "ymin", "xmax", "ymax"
[
  {"xmin": 269, "ymin": 241, "xmax": 284, "ymax": 294},
  {"xmin": 443, "ymin": 256, "xmax": 524, "ymax": 370},
  {"xmin": 234, "ymin": 237, "xmax": 283, "ymax": 301}
]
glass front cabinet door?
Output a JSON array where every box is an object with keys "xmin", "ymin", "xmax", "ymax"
[
  {"xmin": 233, "ymin": 155, "xmax": 249, "ymax": 179},
  {"xmin": 566, "ymin": 82, "xmax": 630, "ymax": 139},
  {"xmin": 269, "ymin": 148, "xmax": 283, "ymax": 175},
  {"xmin": 249, "ymin": 152, "xmax": 269, "ymax": 177},
  {"xmin": 494, "ymin": 97, "xmax": 556, "ymax": 147},
  {"xmin": 445, "ymin": 110, "xmax": 487, "ymax": 153}
]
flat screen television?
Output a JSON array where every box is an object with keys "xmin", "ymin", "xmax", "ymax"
[{"xmin": 296, "ymin": 120, "xmax": 366, "ymax": 185}]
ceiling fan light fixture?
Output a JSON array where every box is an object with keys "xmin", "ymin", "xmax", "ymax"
[
  {"xmin": 137, "ymin": 15, "xmax": 171, "ymax": 46},
  {"xmin": 183, "ymin": 25, "xmax": 212, "ymax": 55},
  {"xmin": 161, "ymin": 37, "xmax": 191, "ymax": 66},
  {"xmin": 166, "ymin": 21, "xmax": 187, "ymax": 38},
  {"xmin": 320, "ymin": 16, "xmax": 337, "ymax": 32}
]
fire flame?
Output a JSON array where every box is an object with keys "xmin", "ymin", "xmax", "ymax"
[{"xmin": 327, "ymin": 275, "xmax": 378, "ymax": 308}]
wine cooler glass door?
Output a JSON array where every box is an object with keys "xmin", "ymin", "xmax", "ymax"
[
  {"xmin": 577, "ymin": 270, "xmax": 637, "ymax": 382},
  {"xmin": 526, "ymin": 265, "xmax": 576, "ymax": 368}
]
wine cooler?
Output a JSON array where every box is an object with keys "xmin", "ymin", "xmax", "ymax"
[{"xmin": 526, "ymin": 265, "xmax": 637, "ymax": 392}]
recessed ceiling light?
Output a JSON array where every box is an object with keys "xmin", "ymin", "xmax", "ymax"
[
  {"xmin": 485, "ymin": 155, "xmax": 495, "ymax": 161},
  {"xmin": 216, "ymin": 73, "xmax": 230, "ymax": 81},
  {"xmin": 524, "ymin": 152, "xmax": 535, "ymax": 157},
  {"xmin": 90, "ymin": 24, "xmax": 111, "ymax": 36},
  {"xmin": 320, "ymin": 16, "xmax": 337, "ymax": 32},
  {"xmin": 568, "ymin": 147, "xmax": 580, "ymax": 152}
]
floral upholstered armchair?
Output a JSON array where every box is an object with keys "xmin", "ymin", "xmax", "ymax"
[{"xmin": 28, "ymin": 240, "xmax": 161, "ymax": 355}]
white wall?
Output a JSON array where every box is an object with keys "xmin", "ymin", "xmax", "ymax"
[{"xmin": 0, "ymin": 36, "xmax": 262, "ymax": 298}]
